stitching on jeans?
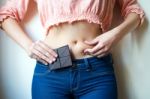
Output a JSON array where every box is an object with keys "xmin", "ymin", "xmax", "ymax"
[
  {"xmin": 33, "ymin": 63, "xmax": 51, "ymax": 76},
  {"xmin": 33, "ymin": 70, "xmax": 51, "ymax": 76},
  {"xmin": 72, "ymin": 70, "xmax": 80, "ymax": 91}
]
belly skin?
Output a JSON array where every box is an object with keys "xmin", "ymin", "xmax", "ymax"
[{"xmin": 43, "ymin": 21, "xmax": 103, "ymax": 59}]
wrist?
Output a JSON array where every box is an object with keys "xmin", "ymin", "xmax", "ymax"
[
  {"xmin": 108, "ymin": 27, "xmax": 122, "ymax": 43},
  {"xmin": 24, "ymin": 40, "xmax": 34, "ymax": 54},
  {"xmin": 111, "ymin": 21, "xmax": 129, "ymax": 42}
]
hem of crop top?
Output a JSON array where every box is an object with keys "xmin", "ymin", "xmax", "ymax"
[{"xmin": 43, "ymin": 13, "xmax": 109, "ymax": 36}]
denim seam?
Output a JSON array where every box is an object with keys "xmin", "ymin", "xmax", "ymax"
[
  {"xmin": 33, "ymin": 70, "xmax": 51, "ymax": 76},
  {"xmin": 72, "ymin": 70, "xmax": 80, "ymax": 91},
  {"xmin": 33, "ymin": 64, "xmax": 51, "ymax": 76}
]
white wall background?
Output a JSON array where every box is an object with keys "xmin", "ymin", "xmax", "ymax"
[{"xmin": 0, "ymin": 0, "xmax": 149, "ymax": 99}]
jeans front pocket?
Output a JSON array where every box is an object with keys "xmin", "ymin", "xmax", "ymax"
[
  {"xmin": 33, "ymin": 61, "xmax": 51, "ymax": 76},
  {"xmin": 89, "ymin": 56, "xmax": 115, "ymax": 76}
]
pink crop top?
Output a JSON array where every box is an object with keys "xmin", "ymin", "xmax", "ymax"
[{"xmin": 0, "ymin": 0, "xmax": 145, "ymax": 36}]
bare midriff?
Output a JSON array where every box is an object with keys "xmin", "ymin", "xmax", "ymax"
[{"xmin": 43, "ymin": 21, "xmax": 103, "ymax": 59}]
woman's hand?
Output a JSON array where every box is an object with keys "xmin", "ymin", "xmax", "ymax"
[
  {"xmin": 27, "ymin": 40, "xmax": 58, "ymax": 65},
  {"xmin": 83, "ymin": 29, "xmax": 119, "ymax": 58},
  {"xmin": 83, "ymin": 12, "xmax": 142, "ymax": 58}
]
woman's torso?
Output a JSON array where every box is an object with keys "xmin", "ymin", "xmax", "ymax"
[
  {"xmin": 36, "ymin": 0, "xmax": 115, "ymax": 59},
  {"xmin": 43, "ymin": 21, "xmax": 102, "ymax": 59}
]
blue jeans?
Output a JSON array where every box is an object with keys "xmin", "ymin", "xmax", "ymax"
[{"xmin": 32, "ymin": 54, "xmax": 118, "ymax": 99}]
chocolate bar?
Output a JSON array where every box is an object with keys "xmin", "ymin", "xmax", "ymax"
[{"xmin": 49, "ymin": 45, "xmax": 73, "ymax": 70}]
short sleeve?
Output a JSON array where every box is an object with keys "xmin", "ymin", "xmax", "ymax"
[
  {"xmin": 118, "ymin": 0, "xmax": 145, "ymax": 27},
  {"xmin": 0, "ymin": 0, "xmax": 30, "ymax": 28}
]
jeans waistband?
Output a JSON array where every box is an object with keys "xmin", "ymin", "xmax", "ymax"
[{"xmin": 72, "ymin": 53, "xmax": 113, "ymax": 65}]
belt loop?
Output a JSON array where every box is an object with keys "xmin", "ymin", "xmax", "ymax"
[
  {"xmin": 71, "ymin": 62, "xmax": 76, "ymax": 70},
  {"xmin": 84, "ymin": 58, "xmax": 92, "ymax": 71}
]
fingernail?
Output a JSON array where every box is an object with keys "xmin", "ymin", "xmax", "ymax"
[
  {"xmin": 49, "ymin": 60, "xmax": 52, "ymax": 64},
  {"xmin": 55, "ymin": 54, "xmax": 58, "ymax": 57},
  {"xmin": 52, "ymin": 58, "xmax": 56, "ymax": 61}
]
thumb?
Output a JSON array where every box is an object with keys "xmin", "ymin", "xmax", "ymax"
[{"xmin": 84, "ymin": 39, "xmax": 98, "ymax": 45}]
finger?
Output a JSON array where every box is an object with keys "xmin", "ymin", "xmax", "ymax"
[
  {"xmin": 39, "ymin": 41, "xmax": 58, "ymax": 57},
  {"xmin": 32, "ymin": 48, "xmax": 53, "ymax": 64},
  {"xmin": 34, "ymin": 55, "xmax": 48, "ymax": 65},
  {"xmin": 38, "ymin": 41, "xmax": 57, "ymax": 59},
  {"xmin": 97, "ymin": 52, "xmax": 109, "ymax": 58},
  {"xmin": 34, "ymin": 44, "xmax": 55, "ymax": 61},
  {"xmin": 92, "ymin": 46, "xmax": 108, "ymax": 56},
  {"xmin": 38, "ymin": 59, "xmax": 48, "ymax": 65},
  {"xmin": 84, "ymin": 43, "xmax": 104, "ymax": 54},
  {"xmin": 84, "ymin": 39, "xmax": 98, "ymax": 46},
  {"xmin": 29, "ymin": 53, "xmax": 48, "ymax": 65}
]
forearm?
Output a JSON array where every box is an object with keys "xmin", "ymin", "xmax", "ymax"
[
  {"xmin": 1, "ymin": 18, "xmax": 33, "ymax": 53},
  {"xmin": 113, "ymin": 12, "xmax": 141, "ymax": 41}
]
